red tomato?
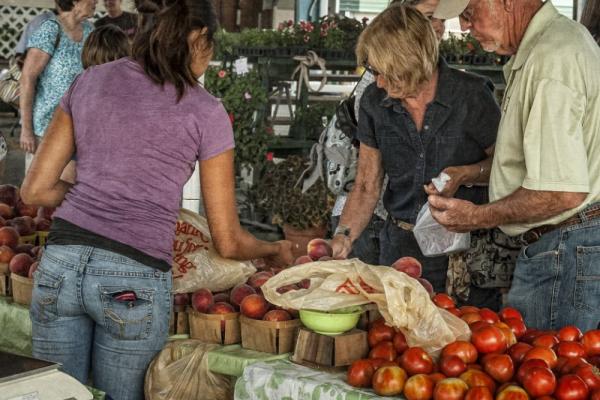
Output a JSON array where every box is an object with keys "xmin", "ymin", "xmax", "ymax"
[
  {"xmin": 400, "ymin": 347, "xmax": 434, "ymax": 376},
  {"xmin": 393, "ymin": 331, "xmax": 408, "ymax": 354},
  {"xmin": 428, "ymin": 372, "xmax": 446, "ymax": 383},
  {"xmin": 557, "ymin": 357, "xmax": 589, "ymax": 376},
  {"xmin": 517, "ymin": 358, "xmax": 550, "ymax": 383},
  {"xmin": 368, "ymin": 324, "xmax": 396, "ymax": 348},
  {"xmin": 533, "ymin": 334, "xmax": 560, "ymax": 349},
  {"xmin": 499, "ymin": 307, "xmax": 524, "ymax": 322},
  {"xmin": 447, "ymin": 307, "xmax": 462, "ymax": 317},
  {"xmin": 369, "ymin": 341, "xmax": 397, "ymax": 362},
  {"xmin": 464, "ymin": 386, "xmax": 493, "ymax": 400},
  {"xmin": 495, "ymin": 385, "xmax": 530, "ymax": 400},
  {"xmin": 574, "ymin": 364, "xmax": 600, "ymax": 391},
  {"xmin": 433, "ymin": 378, "xmax": 468, "ymax": 400},
  {"xmin": 508, "ymin": 342, "xmax": 534, "ymax": 365},
  {"xmin": 505, "ymin": 318, "xmax": 528, "ymax": 339},
  {"xmin": 582, "ymin": 330, "xmax": 600, "ymax": 357},
  {"xmin": 372, "ymin": 365, "xmax": 407, "ymax": 396},
  {"xmin": 495, "ymin": 322, "xmax": 518, "ymax": 347},
  {"xmin": 557, "ymin": 326, "xmax": 583, "ymax": 342},
  {"xmin": 461, "ymin": 312, "xmax": 483, "ymax": 325},
  {"xmin": 469, "ymin": 320, "xmax": 491, "ymax": 332},
  {"xmin": 591, "ymin": 389, "xmax": 600, "ymax": 400},
  {"xmin": 556, "ymin": 342, "xmax": 586, "ymax": 359},
  {"xmin": 369, "ymin": 358, "xmax": 388, "ymax": 371},
  {"xmin": 471, "ymin": 325, "xmax": 508, "ymax": 354},
  {"xmin": 433, "ymin": 293, "xmax": 455, "ymax": 309},
  {"xmin": 523, "ymin": 346, "xmax": 558, "ymax": 369},
  {"xmin": 522, "ymin": 366, "xmax": 556, "ymax": 397},
  {"xmin": 347, "ymin": 359, "xmax": 375, "ymax": 388},
  {"xmin": 521, "ymin": 328, "xmax": 542, "ymax": 344},
  {"xmin": 479, "ymin": 308, "xmax": 500, "ymax": 324},
  {"xmin": 403, "ymin": 374, "xmax": 434, "ymax": 400},
  {"xmin": 483, "ymin": 354, "xmax": 515, "ymax": 383},
  {"xmin": 442, "ymin": 341, "xmax": 478, "ymax": 364},
  {"xmin": 459, "ymin": 369, "xmax": 497, "ymax": 393},
  {"xmin": 439, "ymin": 355, "xmax": 467, "ymax": 377},
  {"xmin": 554, "ymin": 374, "xmax": 589, "ymax": 400},
  {"xmin": 369, "ymin": 317, "xmax": 387, "ymax": 330},
  {"xmin": 460, "ymin": 306, "xmax": 480, "ymax": 314}
]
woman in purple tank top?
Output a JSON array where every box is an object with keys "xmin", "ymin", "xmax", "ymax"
[{"xmin": 21, "ymin": 0, "xmax": 294, "ymax": 398}]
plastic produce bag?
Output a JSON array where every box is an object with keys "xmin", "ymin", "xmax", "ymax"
[
  {"xmin": 413, "ymin": 172, "xmax": 470, "ymax": 256},
  {"xmin": 261, "ymin": 259, "xmax": 470, "ymax": 356},
  {"xmin": 172, "ymin": 209, "xmax": 256, "ymax": 293},
  {"xmin": 145, "ymin": 340, "xmax": 234, "ymax": 400}
]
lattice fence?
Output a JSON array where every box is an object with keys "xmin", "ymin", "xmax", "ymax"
[{"xmin": 0, "ymin": 5, "xmax": 105, "ymax": 60}]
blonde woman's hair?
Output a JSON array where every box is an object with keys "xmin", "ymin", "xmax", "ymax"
[{"xmin": 356, "ymin": 4, "xmax": 438, "ymax": 97}]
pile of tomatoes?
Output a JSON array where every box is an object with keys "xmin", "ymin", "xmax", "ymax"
[{"xmin": 346, "ymin": 293, "xmax": 600, "ymax": 399}]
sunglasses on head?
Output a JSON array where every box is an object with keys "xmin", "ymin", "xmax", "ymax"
[{"xmin": 363, "ymin": 62, "xmax": 381, "ymax": 77}]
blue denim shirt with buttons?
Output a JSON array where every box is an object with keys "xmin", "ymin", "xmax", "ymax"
[{"xmin": 357, "ymin": 58, "xmax": 501, "ymax": 224}]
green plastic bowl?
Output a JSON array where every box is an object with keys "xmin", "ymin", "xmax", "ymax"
[{"xmin": 299, "ymin": 308, "xmax": 363, "ymax": 336}]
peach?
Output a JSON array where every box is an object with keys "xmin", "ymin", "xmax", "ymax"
[
  {"xmin": 0, "ymin": 185, "xmax": 19, "ymax": 207},
  {"xmin": 0, "ymin": 216, "xmax": 5, "ymax": 227},
  {"xmin": 34, "ymin": 217, "xmax": 51, "ymax": 231},
  {"xmin": 209, "ymin": 301, "xmax": 236, "ymax": 333},
  {"xmin": 307, "ymin": 238, "xmax": 332, "ymax": 261},
  {"xmin": 173, "ymin": 293, "xmax": 190, "ymax": 306},
  {"xmin": 0, "ymin": 227, "xmax": 19, "ymax": 249},
  {"xmin": 0, "ymin": 245, "xmax": 15, "ymax": 264},
  {"xmin": 298, "ymin": 279, "xmax": 311, "ymax": 289},
  {"xmin": 277, "ymin": 284, "xmax": 299, "ymax": 294},
  {"xmin": 0, "ymin": 203, "xmax": 14, "ymax": 219},
  {"xmin": 247, "ymin": 271, "xmax": 273, "ymax": 291},
  {"xmin": 9, "ymin": 253, "xmax": 34, "ymax": 277},
  {"xmin": 318, "ymin": 256, "xmax": 333, "ymax": 261},
  {"xmin": 7, "ymin": 218, "xmax": 33, "ymax": 236},
  {"xmin": 263, "ymin": 309, "xmax": 292, "ymax": 321},
  {"xmin": 37, "ymin": 206, "xmax": 55, "ymax": 221},
  {"xmin": 213, "ymin": 292, "xmax": 230, "ymax": 303},
  {"xmin": 15, "ymin": 244, "xmax": 34, "ymax": 257},
  {"xmin": 230, "ymin": 283, "xmax": 256, "ymax": 308},
  {"xmin": 28, "ymin": 261, "xmax": 39, "ymax": 279},
  {"xmin": 240, "ymin": 294, "xmax": 269, "ymax": 319},
  {"xmin": 418, "ymin": 278, "xmax": 434, "ymax": 296},
  {"xmin": 293, "ymin": 255, "xmax": 313, "ymax": 265},
  {"xmin": 391, "ymin": 257, "xmax": 422, "ymax": 279},
  {"xmin": 16, "ymin": 200, "xmax": 38, "ymax": 218},
  {"xmin": 191, "ymin": 288, "xmax": 214, "ymax": 313}
]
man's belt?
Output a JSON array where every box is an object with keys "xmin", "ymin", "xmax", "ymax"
[
  {"xmin": 390, "ymin": 216, "xmax": 415, "ymax": 231},
  {"xmin": 523, "ymin": 205, "xmax": 600, "ymax": 244}
]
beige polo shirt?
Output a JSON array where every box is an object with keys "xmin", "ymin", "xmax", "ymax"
[{"xmin": 489, "ymin": 1, "xmax": 600, "ymax": 236}]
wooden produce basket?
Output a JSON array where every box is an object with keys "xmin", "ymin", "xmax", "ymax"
[
  {"xmin": 169, "ymin": 305, "xmax": 190, "ymax": 335},
  {"xmin": 240, "ymin": 315, "xmax": 301, "ymax": 354},
  {"xmin": 291, "ymin": 328, "xmax": 369, "ymax": 368},
  {"xmin": 187, "ymin": 308, "xmax": 241, "ymax": 345},
  {"xmin": 11, "ymin": 273, "xmax": 33, "ymax": 305},
  {"xmin": 19, "ymin": 234, "xmax": 37, "ymax": 246},
  {"xmin": 37, "ymin": 231, "xmax": 49, "ymax": 246},
  {"xmin": 357, "ymin": 303, "xmax": 382, "ymax": 330},
  {"xmin": 0, "ymin": 273, "xmax": 10, "ymax": 297}
]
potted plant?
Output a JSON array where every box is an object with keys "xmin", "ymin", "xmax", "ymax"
[{"xmin": 254, "ymin": 156, "xmax": 334, "ymax": 258}]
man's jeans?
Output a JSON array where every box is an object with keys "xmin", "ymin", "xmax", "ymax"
[
  {"xmin": 331, "ymin": 215, "xmax": 385, "ymax": 265},
  {"xmin": 30, "ymin": 245, "xmax": 172, "ymax": 400},
  {"xmin": 507, "ymin": 215, "xmax": 600, "ymax": 331}
]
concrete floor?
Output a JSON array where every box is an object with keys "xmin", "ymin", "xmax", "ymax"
[{"xmin": 0, "ymin": 112, "xmax": 24, "ymax": 186}]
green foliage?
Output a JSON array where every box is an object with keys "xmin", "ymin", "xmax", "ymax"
[
  {"xmin": 204, "ymin": 66, "xmax": 272, "ymax": 172},
  {"xmin": 254, "ymin": 156, "xmax": 334, "ymax": 230},
  {"xmin": 290, "ymin": 103, "xmax": 337, "ymax": 140}
]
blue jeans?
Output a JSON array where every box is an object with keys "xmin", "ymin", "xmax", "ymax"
[
  {"xmin": 30, "ymin": 245, "xmax": 172, "ymax": 400},
  {"xmin": 331, "ymin": 215, "xmax": 384, "ymax": 265},
  {"xmin": 507, "ymin": 214, "xmax": 600, "ymax": 331}
]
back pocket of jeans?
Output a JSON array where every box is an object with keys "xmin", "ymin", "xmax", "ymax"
[
  {"xmin": 99, "ymin": 286, "xmax": 155, "ymax": 340},
  {"xmin": 30, "ymin": 268, "xmax": 63, "ymax": 324},
  {"xmin": 575, "ymin": 246, "xmax": 600, "ymax": 312}
]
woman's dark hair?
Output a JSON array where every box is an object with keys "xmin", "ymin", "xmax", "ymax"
[
  {"xmin": 55, "ymin": 0, "xmax": 75, "ymax": 12},
  {"xmin": 82, "ymin": 25, "xmax": 130, "ymax": 69},
  {"xmin": 581, "ymin": 0, "xmax": 600, "ymax": 42},
  {"xmin": 132, "ymin": 0, "xmax": 218, "ymax": 99}
]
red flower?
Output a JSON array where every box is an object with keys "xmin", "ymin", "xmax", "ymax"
[
  {"xmin": 218, "ymin": 70, "xmax": 226, "ymax": 78},
  {"xmin": 266, "ymin": 152, "xmax": 274, "ymax": 161},
  {"xmin": 228, "ymin": 112, "xmax": 235, "ymax": 125}
]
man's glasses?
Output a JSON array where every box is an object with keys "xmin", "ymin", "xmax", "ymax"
[{"xmin": 363, "ymin": 62, "xmax": 381, "ymax": 77}]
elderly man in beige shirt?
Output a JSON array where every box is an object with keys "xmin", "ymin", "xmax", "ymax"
[{"xmin": 430, "ymin": 0, "xmax": 600, "ymax": 331}]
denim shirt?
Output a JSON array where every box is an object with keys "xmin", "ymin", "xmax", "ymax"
[{"xmin": 357, "ymin": 58, "xmax": 501, "ymax": 224}]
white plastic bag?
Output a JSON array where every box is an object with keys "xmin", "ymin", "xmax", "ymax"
[
  {"xmin": 413, "ymin": 172, "xmax": 470, "ymax": 256},
  {"xmin": 171, "ymin": 209, "xmax": 256, "ymax": 293}
]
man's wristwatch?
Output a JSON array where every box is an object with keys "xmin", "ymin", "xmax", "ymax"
[{"xmin": 334, "ymin": 225, "xmax": 351, "ymax": 238}]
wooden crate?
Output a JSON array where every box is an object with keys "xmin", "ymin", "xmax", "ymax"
[
  {"xmin": 357, "ymin": 303, "xmax": 382, "ymax": 331},
  {"xmin": 11, "ymin": 273, "xmax": 33, "ymax": 305},
  {"xmin": 188, "ymin": 308, "xmax": 241, "ymax": 345},
  {"xmin": 19, "ymin": 234, "xmax": 37, "ymax": 246},
  {"xmin": 0, "ymin": 273, "xmax": 10, "ymax": 297},
  {"xmin": 37, "ymin": 231, "xmax": 49, "ymax": 246},
  {"xmin": 240, "ymin": 315, "xmax": 301, "ymax": 354},
  {"xmin": 169, "ymin": 305, "xmax": 190, "ymax": 335},
  {"xmin": 291, "ymin": 328, "xmax": 369, "ymax": 368}
]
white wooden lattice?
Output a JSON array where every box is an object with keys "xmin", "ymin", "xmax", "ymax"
[{"xmin": 0, "ymin": 5, "xmax": 106, "ymax": 60}]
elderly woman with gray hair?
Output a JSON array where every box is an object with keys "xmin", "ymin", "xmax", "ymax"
[{"xmin": 332, "ymin": 4, "xmax": 502, "ymax": 309}]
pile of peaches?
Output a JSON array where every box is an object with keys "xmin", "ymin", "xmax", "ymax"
[
  {"xmin": 347, "ymin": 294, "xmax": 600, "ymax": 399},
  {"xmin": 0, "ymin": 185, "xmax": 52, "ymax": 280}
]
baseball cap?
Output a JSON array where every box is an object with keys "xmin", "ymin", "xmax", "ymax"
[{"xmin": 433, "ymin": 0, "xmax": 470, "ymax": 19}]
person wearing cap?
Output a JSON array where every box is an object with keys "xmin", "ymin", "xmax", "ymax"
[
  {"xmin": 331, "ymin": 4, "xmax": 502, "ymax": 309},
  {"xmin": 429, "ymin": 0, "xmax": 600, "ymax": 331}
]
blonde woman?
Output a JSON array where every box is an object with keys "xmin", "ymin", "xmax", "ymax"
[{"xmin": 331, "ymin": 5, "xmax": 501, "ymax": 308}]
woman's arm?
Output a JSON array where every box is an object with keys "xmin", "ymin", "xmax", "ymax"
[
  {"xmin": 331, "ymin": 144, "xmax": 384, "ymax": 258},
  {"xmin": 200, "ymin": 150, "xmax": 294, "ymax": 266},
  {"xmin": 21, "ymin": 108, "xmax": 75, "ymax": 206},
  {"xmin": 19, "ymin": 48, "xmax": 50, "ymax": 153},
  {"xmin": 424, "ymin": 145, "xmax": 495, "ymax": 198}
]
